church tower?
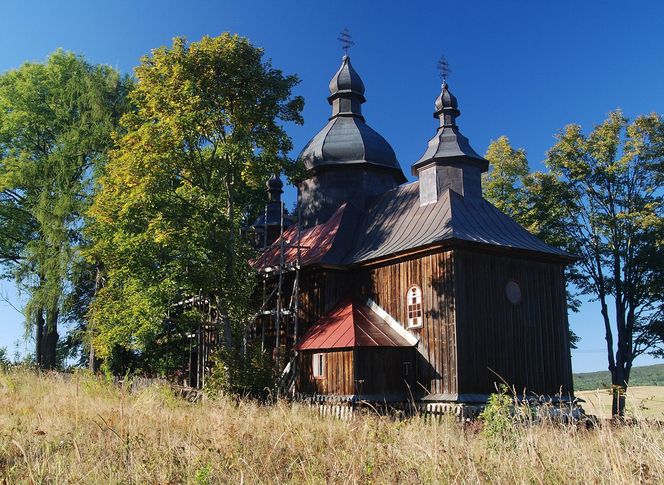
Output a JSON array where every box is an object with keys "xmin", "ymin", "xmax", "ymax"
[
  {"xmin": 412, "ymin": 80, "xmax": 489, "ymax": 205},
  {"xmin": 297, "ymin": 55, "xmax": 406, "ymax": 227}
]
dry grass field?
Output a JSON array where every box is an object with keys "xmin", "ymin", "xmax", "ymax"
[
  {"xmin": 577, "ymin": 386, "xmax": 664, "ymax": 419},
  {"xmin": 1, "ymin": 369, "xmax": 664, "ymax": 484}
]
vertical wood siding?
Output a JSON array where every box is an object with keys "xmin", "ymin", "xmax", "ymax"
[
  {"xmin": 354, "ymin": 347, "xmax": 415, "ymax": 396},
  {"xmin": 454, "ymin": 249, "xmax": 573, "ymax": 396},
  {"xmin": 262, "ymin": 245, "xmax": 573, "ymax": 401},
  {"xmin": 296, "ymin": 349, "xmax": 354, "ymax": 395},
  {"xmin": 359, "ymin": 250, "xmax": 457, "ymax": 397}
]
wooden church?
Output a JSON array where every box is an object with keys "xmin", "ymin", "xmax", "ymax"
[{"xmin": 252, "ymin": 53, "xmax": 575, "ymax": 405}]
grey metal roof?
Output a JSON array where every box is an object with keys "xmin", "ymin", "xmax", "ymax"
[
  {"xmin": 297, "ymin": 56, "xmax": 405, "ymax": 182},
  {"xmin": 345, "ymin": 182, "xmax": 574, "ymax": 263},
  {"xmin": 412, "ymin": 82, "xmax": 488, "ymax": 175},
  {"xmin": 298, "ymin": 116, "xmax": 401, "ymax": 170},
  {"xmin": 256, "ymin": 182, "xmax": 574, "ymax": 270},
  {"xmin": 257, "ymin": 73, "xmax": 573, "ymax": 270},
  {"xmin": 328, "ymin": 55, "xmax": 365, "ymax": 99}
]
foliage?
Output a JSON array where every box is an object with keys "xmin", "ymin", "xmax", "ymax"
[
  {"xmin": 88, "ymin": 34, "xmax": 303, "ymax": 376},
  {"xmin": 478, "ymin": 386, "xmax": 529, "ymax": 448},
  {"xmin": 205, "ymin": 344, "xmax": 277, "ymax": 398},
  {"xmin": 530, "ymin": 111, "xmax": 664, "ymax": 415},
  {"xmin": 0, "ymin": 50, "xmax": 129, "ymax": 368},
  {"xmin": 483, "ymin": 136, "xmax": 530, "ymax": 218},
  {"xmin": 0, "ymin": 347, "xmax": 9, "ymax": 368}
]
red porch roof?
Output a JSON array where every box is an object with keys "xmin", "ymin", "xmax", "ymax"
[{"xmin": 294, "ymin": 298, "xmax": 414, "ymax": 351}]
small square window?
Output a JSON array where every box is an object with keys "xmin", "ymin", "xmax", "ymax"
[{"xmin": 312, "ymin": 353, "xmax": 326, "ymax": 378}]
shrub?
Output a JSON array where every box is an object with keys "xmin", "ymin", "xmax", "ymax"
[
  {"xmin": 205, "ymin": 344, "xmax": 277, "ymax": 399},
  {"xmin": 0, "ymin": 347, "xmax": 10, "ymax": 369}
]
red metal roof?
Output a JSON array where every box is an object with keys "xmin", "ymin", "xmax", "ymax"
[
  {"xmin": 252, "ymin": 204, "xmax": 347, "ymax": 270},
  {"xmin": 294, "ymin": 298, "xmax": 413, "ymax": 351}
]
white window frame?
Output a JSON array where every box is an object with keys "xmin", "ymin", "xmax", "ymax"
[
  {"xmin": 312, "ymin": 353, "xmax": 326, "ymax": 378},
  {"xmin": 407, "ymin": 285, "xmax": 423, "ymax": 328}
]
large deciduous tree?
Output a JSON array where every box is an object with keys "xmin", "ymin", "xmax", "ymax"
[
  {"xmin": 539, "ymin": 111, "xmax": 664, "ymax": 416},
  {"xmin": 88, "ymin": 34, "xmax": 303, "ymax": 375},
  {"xmin": 0, "ymin": 51, "xmax": 129, "ymax": 368}
]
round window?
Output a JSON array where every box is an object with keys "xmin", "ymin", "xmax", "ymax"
[{"xmin": 505, "ymin": 280, "xmax": 522, "ymax": 304}]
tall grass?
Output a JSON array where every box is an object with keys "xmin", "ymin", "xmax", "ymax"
[{"xmin": 1, "ymin": 368, "xmax": 663, "ymax": 484}]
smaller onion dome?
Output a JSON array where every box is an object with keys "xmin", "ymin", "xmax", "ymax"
[
  {"xmin": 434, "ymin": 82, "xmax": 460, "ymax": 124},
  {"xmin": 412, "ymin": 82, "xmax": 488, "ymax": 175},
  {"xmin": 328, "ymin": 55, "xmax": 366, "ymax": 105},
  {"xmin": 251, "ymin": 173, "xmax": 292, "ymax": 247},
  {"xmin": 266, "ymin": 173, "xmax": 283, "ymax": 202}
]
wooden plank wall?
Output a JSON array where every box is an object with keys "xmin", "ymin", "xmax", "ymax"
[
  {"xmin": 454, "ymin": 249, "xmax": 573, "ymax": 396},
  {"xmin": 359, "ymin": 250, "xmax": 457, "ymax": 396},
  {"xmin": 354, "ymin": 347, "xmax": 415, "ymax": 396},
  {"xmin": 296, "ymin": 350, "xmax": 354, "ymax": 395}
]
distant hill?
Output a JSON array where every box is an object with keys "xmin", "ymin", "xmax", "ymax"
[{"xmin": 574, "ymin": 363, "xmax": 664, "ymax": 391}]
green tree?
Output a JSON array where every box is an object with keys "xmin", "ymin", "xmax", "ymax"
[
  {"xmin": 483, "ymin": 136, "xmax": 529, "ymax": 218},
  {"xmin": 0, "ymin": 51, "xmax": 129, "ymax": 368},
  {"xmin": 527, "ymin": 111, "xmax": 664, "ymax": 416},
  {"xmin": 88, "ymin": 34, "xmax": 303, "ymax": 376}
]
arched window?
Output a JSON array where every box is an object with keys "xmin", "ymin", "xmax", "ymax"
[{"xmin": 407, "ymin": 286, "xmax": 423, "ymax": 328}]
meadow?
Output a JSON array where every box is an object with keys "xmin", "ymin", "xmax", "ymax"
[{"xmin": 1, "ymin": 369, "xmax": 663, "ymax": 484}]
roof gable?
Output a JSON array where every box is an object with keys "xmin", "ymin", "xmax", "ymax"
[{"xmin": 294, "ymin": 298, "xmax": 414, "ymax": 351}]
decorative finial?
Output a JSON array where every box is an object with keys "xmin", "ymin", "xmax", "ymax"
[
  {"xmin": 437, "ymin": 55, "xmax": 451, "ymax": 85},
  {"xmin": 337, "ymin": 28, "xmax": 355, "ymax": 57}
]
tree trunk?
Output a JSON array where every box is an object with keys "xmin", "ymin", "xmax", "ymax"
[
  {"xmin": 216, "ymin": 293, "xmax": 232, "ymax": 349},
  {"xmin": 611, "ymin": 384, "xmax": 626, "ymax": 418},
  {"xmin": 35, "ymin": 308, "xmax": 45, "ymax": 367},
  {"xmin": 89, "ymin": 264, "xmax": 103, "ymax": 372},
  {"xmin": 223, "ymin": 174, "xmax": 235, "ymax": 349},
  {"xmin": 611, "ymin": 362, "xmax": 628, "ymax": 417},
  {"xmin": 42, "ymin": 308, "xmax": 59, "ymax": 369}
]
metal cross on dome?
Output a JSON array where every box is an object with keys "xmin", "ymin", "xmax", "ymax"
[
  {"xmin": 338, "ymin": 28, "xmax": 355, "ymax": 56},
  {"xmin": 438, "ymin": 55, "xmax": 451, "ymax": 84}
]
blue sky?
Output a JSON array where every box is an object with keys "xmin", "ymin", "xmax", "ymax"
[{"xmin": 1, "ymin": 0, "xmax": 663, "ymax": 372}]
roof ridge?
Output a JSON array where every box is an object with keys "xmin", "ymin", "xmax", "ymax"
[
  {"xmin": 352, "ymin": 303, "xmax": 381, "ymax": 346},
  {"xmin": 319, "ymin": 117, "xmax": 340, "ymax": 161},
  {"xmin": 353, "ymin": 117, "xmax": 367, "ymax": 163},
  {"xmin": 441, "ymin": 188, "xmax": 458, "ymax": 240}
]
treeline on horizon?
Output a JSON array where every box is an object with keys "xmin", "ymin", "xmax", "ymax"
[
  {"xmin": 574, "ymin": 363, "xmax": 664, "ymax": 391},
  {"xmin": 0, "ymin": 33, "xmax": 661, "ymax": 399}
]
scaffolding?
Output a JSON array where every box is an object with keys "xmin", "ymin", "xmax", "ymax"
[
  {"xmin": 254, "ymin": 189, "xmax": 304, "ymax": 392},
  {"xmin": 177, "ymin": 182, "xmax": 304, "ymax": 391},
  {"xmin": 169, "ymin": 292, "xmax": 220, "ymax": 389}
]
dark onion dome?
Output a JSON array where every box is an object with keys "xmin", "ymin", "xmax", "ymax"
[
  {"xmin": 412, "ymin": 82, "xmax": 488, "ymax": 175},
  {"xmin": 251, "ymin": 173, "xmax": 292, "ymax": 246},
  {"xmin": 297, "ymin": 56, "xmax": 406, "ymax": 183},
  {"xmin": 266, "ymin": 172, "xmax": 283, "ymax": 196}
]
